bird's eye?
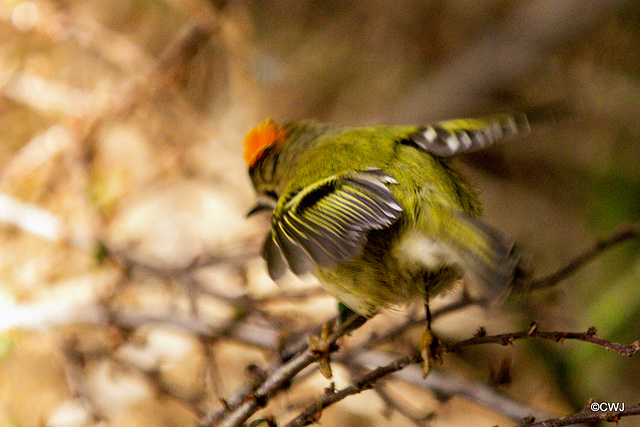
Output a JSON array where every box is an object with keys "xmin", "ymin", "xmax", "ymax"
[
  {"xmin": 246, "ymin": 190, "xmax": 279, "ymax": 218},
  {"xmin": 265, "ymin": 190, "xmax": 278, "ymax": 201}
]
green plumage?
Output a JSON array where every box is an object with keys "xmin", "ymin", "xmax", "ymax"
[{"xmin": 247, "ymin": 115, "xmax": 527, "ymax": 316}]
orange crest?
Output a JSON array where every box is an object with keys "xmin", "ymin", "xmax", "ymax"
[{"xmin": 243, "ymin": 119, "xmax": 287, "ymax": 167}]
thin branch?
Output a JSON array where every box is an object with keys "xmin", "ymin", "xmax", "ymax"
[
  {"xmin": 365, "ymin": 292, "xmax": 484, "ymax": 349},
  {"xmin": 291, "ymin": 325, "xmax": 638, "ymax": 426},
  {"xmin": 0, "ymin": 192, "xmax": 64, "ymax": 241},
  {"xmin": 199, "ymin": 314, "xmax": 368, "ymax": 427},
  {"xmin": 0, "ymin": 19, "xmax": 218, "ymax": 248},
  {"xmin": 60, "ymin": 335, "xmax": 103, "ymax": 423},
  {"xmin": 75, "ymin": 19, "xmax": 217, "ymax": 142},
  {"xmin": 108, "ymin": 308, "xmax": 280, "ymax": 349},
  {"xmin": 205, "ymin": 297, "xmax": 638, "ymax": 425},
  {"xmin": 442, "ymin": 323, "xmax": 640, "ymax": 357},
  {"xmin": 81, "ymin": 219, "xmax": 638, "ymax": 426},
  {"xmin": 283, "ymin": 354, "xmax": 422, "ymax": 427},
  {"xmin": 522, "ymin": 223, "xmax": 640, "ymax": 292},
  {"xmin": 111, "ymin": 246, "xmax": 259, "ymax": 278},
  {"xmin": 519, "ymin": 403, "xmax": 640, "ymax": 427},
  {"xmin": 352, "ymin": 350, "xmax": 551, "ymax": 423},
  {"xmin": 374, "ymin": 383, "xmax": 435, "ymax": 426},
  {"xmin": 110, "ymin": 357, "xmax": 206, "ymax": 418},
  {"xmin": 286, "ymin": 349, "xmax": 549, "ymax": 426}
]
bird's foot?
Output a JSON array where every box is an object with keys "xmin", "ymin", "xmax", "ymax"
[{"xmin": 420, "ymin": 325, "xmax": 441, "ymax": 377}]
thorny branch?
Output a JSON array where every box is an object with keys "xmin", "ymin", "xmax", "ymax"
[
  {"xmin": 3, "ymin": 193, "xmax": 625, "ymax": 426},
  {"xmin": 350, "ymin": 350, "xmax": 551, "ymax": 423},
  {"xmin": 202, "ymin": 318, "xmax": 638, "ymax": 426}
]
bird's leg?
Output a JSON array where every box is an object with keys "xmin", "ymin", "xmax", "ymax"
[
  {"xmin": 309, "ymin": 320, "xmax": 336, "ymax": 379},
  {"xmin": 309, "ymin": 303, "xmax": 368, "ymax": 379},
  {"xmin": 421, "ymin": 288, "xmax": 440, "ymax": 377}
]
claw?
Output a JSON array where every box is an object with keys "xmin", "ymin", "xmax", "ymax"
[
  {"xmin": 420, "ymin": 327, "xmax": 441, "ymax": 377},
  {"xmin": 309, "ymin": 322, "xmax": 336, "ymax": 379}
]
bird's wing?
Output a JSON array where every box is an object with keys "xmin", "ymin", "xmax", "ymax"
[{"xmin": 262, "ymin": 168, "xmax": 403, "ymax": 279}]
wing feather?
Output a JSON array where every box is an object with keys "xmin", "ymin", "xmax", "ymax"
[{"xmin": 262, "ymin": 168, "xmax": 402, "ymax": 278}]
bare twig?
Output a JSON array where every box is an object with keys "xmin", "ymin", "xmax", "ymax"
[
  {"xmin": 356, "ymin": 350, "xmax": 552, "ymax": 423},
  {"xmin": 74, "ymin": 19, "xmax": 217, "ymax": 143},
  {"xmin": 442, "ymin": 323, "xmax": 639, "ymax": 357},
  {"xmin": 285, "ymin": 348, "xmax": 550, "ymax": 426},
  {"xmin": 283, "ymin": 354, "xmax": 422, "ymax": 427},
  {"xmin": 110, "ymin": 356, "xmax": 206, "ymax": 418},
  {"xmin": 286, "ymin": 326, "xmax": 637, "ymax": 425},
  {"xmin": 60, "ymin": 335, "xmax": 103, "ymax": 422},
  {"xmin": 111, "ymin": 247, "xmax": 258, "ymax": 279},
  {"xmin": 109, "ymin": 308, "xmax": 280, "ymax": 350},
  {"xmin": 365, "ymin": 292, "xmax": 484, "ymax": 349},
  {"xmin": 519, "ymin": 403, "xmax": 640, "ymax": 427},
  {"xmin": 522, "ymin": 223, "xmax": 640, "ymax": 292},
  {"xmin": 0, "ymin": 19, "xmax": 218, "ymax": 250},
  {"xmin": 204, "ymin": 234, "xmax": 640, "ymax": 427},
  {"xmin": 374, "ymin": 383, "xmax": 435, "ymax": 426},
  {"xmin": 199, "ymin": 314, "xmax": 367, "ymax": 427}
]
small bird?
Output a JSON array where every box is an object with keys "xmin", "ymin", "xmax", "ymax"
[{"xmin": 244, "ymin": 114, "xmax": 528, "ymax": 371}]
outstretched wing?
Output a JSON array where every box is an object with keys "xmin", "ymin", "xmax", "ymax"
[
  {"xmin": 262, "ymin": 168, "xmax": 403, "ymax": 280},
  {"xmin": 408, "ymin": 113, "xmax": 530, "ymax": 157}
]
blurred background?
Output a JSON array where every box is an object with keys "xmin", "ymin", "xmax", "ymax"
[{"xmin": 0, "ymin": 0, "xmax": 639, "ymax": 426}]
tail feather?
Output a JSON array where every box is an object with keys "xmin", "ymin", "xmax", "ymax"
[
  {"xmin": 448, "ymin": 212, "xmax": 520, "ymax": 302},
  {"xmin": 411, "ymin": 113, "xmax": 531, "ymax": 157}
]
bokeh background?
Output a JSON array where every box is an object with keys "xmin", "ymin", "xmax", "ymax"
[{"xmin": 0, "ymin": 0, "xmax": 639, "ymax": 426}]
